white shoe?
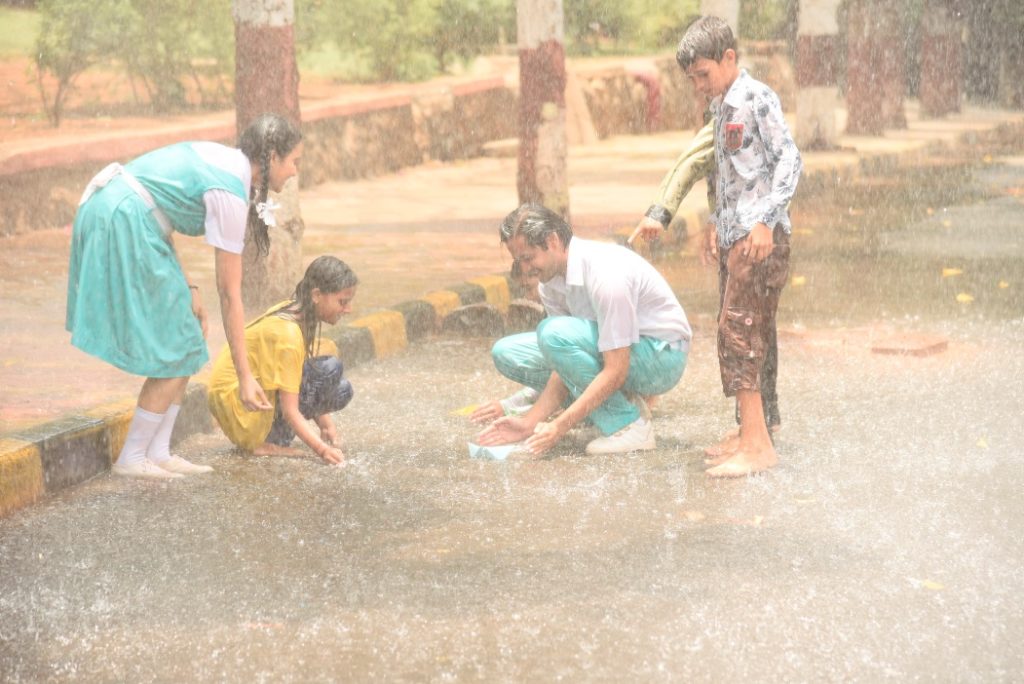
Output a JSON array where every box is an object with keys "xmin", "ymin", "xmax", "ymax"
[
  {"xmin": 155, "ymin": 455, "xmax": 214, "ymax": 475},
  {"xmin": 585, "ymin": 418, "xmax": 656, "ymax": 455},
  {"xmin": 112, "ymin": 459, "xmax": 184, "ymax": 479}
]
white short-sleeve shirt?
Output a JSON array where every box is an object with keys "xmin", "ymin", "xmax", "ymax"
[
  {"xmin": 539, "ymin": 238, "xmax": 691, "ymax": 352},
  {"xmin": 192, "ymin": 142, "xmax": 252, "ymax": 255}
]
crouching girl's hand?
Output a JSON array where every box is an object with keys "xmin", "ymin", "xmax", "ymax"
[{"xmin": 317, "ymin": 443, "xmax": 345, "ymax": 466}]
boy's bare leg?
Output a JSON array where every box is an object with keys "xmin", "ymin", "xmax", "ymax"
[{"xmin": 707, "ymin": 390, "xmax": 778, "ymax": 477}]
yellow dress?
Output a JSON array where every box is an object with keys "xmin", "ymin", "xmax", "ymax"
[{"xmin": 208, "ymin": 302, "xmax": 336, "ymax": 450}]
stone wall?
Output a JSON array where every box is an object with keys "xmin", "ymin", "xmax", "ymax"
[{"xmin": 0, "ymin": 50, "xmax": 796, "ymax": 237}]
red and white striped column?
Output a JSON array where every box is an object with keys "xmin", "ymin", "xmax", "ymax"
[
  {"xmin": 795, "ymin": 0, "xmax": 841, "ymax": 149},
  {"xmin": 919, "ymin": 0, "xmax": 963, "ymax": 118},
  {"xmin": 516, "ymin": 0, "xmax": 569, "ymax": 219},
  {"xmin": 233, "ymin": 0, "xmax": 301, "ymax": 131}
]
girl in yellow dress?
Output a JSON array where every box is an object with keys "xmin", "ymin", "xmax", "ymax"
[{"xmin": 208, "ymin": 256, "xmax": 357, "ymax": 465}]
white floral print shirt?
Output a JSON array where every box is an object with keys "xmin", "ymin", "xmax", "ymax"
[{"xmin": 710, "ymin": 69, "xmax": 803, "ymax": 248}]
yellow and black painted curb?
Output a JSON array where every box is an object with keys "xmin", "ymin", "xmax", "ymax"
[{"xmin": 0, "ymin": 274, "xmax": 514, "ymax": 518}]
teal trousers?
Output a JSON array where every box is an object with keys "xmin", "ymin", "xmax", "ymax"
[{"xmin": 491, "ymin": 316, "xmax": 687, "ymax": 435}]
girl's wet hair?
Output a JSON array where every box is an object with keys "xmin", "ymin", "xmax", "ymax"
[
  {"xmin": 238, "ymin": 113, "xmax": 303, "ymax": 257},
  {"xmin": 293, "ymin": 255, "xmax": 358, "ymax": 358},
  {"xmin": 676, "ymin": 15, "xmax": 736, "ymax": 71},
  {"xmin": 499, "ymin": 203, "xmax": 573, "ymax": 249}
]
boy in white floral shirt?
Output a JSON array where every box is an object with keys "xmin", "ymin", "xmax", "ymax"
[{"xmin": 676, "ymin": 15, "xmax": 802, "ymax": 477}]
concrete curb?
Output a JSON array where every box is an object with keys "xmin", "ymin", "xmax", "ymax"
[
  {"xmin": 3, "ymin": 112, "xmax": 1023, "ymax": 518},
  {"xmin": 0, "ymin": 274, "xmax": 513, "ymax": 517}
]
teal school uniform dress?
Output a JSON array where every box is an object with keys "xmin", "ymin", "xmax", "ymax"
[{"xmin": 66, "ymin": 143, "xmax": 248, "ymax": 378}]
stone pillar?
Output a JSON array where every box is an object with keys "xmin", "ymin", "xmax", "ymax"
[
  {"xmin": 919, "ymin": 0, "xmax": 963, "ymax": 118},
  {"xmin": 516, "ymin": 0, "xmax": 569, "ymax": 219},
  {"xmin": 846, "ymin": 0, "xmax": 906, "ymax": 135},
  {"xmin": 700, "ymin": 0, "xmax": 739, "ymax": 35},
  {"xmin": 795, "ymin": 0, "xmax": 841, "ymax": 149},
  {"xmin": 233, "ymin": 0, "xmax": 303, "ymax": 312}
]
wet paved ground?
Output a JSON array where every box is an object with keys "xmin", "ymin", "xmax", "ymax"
[{"xmin": 1, "ymin": 149, "xmax": 1023, "ymax": 680}]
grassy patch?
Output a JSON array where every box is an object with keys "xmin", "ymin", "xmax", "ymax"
[{"xmin": 0, "ymin": 8, "xmax": 40, "ymax": 58}]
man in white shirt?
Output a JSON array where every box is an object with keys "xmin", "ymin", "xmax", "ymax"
[{"xmin": 475, "ymin": 203, "xmax": 691, "ymax": 456}]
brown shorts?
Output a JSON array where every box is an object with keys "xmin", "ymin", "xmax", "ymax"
[{"xmin": 717, "ymin": 227, "xmax": 790, "ymax": 397}]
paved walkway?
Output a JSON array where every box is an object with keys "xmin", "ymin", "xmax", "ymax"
[{"xmin": 1, "ymin": 98, "xmax": 1022, "ymax": 514}]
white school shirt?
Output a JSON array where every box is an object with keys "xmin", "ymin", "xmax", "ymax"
[
  {"xmin": 538, "ymin": 238, "xmax": 691, "ymax": 353},
  {"xmin": 192, "ymin": 142, "xmax": 252, "ymax": 255}
]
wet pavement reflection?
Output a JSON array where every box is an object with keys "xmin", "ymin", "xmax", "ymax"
[{"xmin": 1, "ymin": 153, "xmax": 1023, "ymax": 680}]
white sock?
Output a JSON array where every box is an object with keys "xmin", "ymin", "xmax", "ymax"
[
  {"xmin": 115, "ymin": 407, "xmax": 164, "ymax": 467},
  {"xmin": 146, "ymin": 403, "xmax": 181, "ymax": 464}
]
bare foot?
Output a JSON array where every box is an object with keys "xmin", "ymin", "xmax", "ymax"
[
  {"xmin": 704, "ymin": 423, "xmax": 782, "ymax": 464},
  {"xmin": 252, "ymin": 442, "xmax": 306, "ymax": 458},
  {"xmin": 706, "ymin": 446, "xmax": 778, "ymax": 478},
  {"xmin": 703, "ymin": 427, "xmax": 740, "ymax": 464}
]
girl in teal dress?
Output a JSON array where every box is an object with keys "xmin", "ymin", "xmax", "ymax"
[{"xmin": 66, "ymin": 113, "xmax": 303, "ymax": 479}]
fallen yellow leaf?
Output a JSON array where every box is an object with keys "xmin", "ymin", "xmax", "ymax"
[
  {"xmin": 926, "ymin": 207, "xmax": 935, "ymax": 216},
  {"xmin": 998, "ymin": 281, "xmax": 1010, "ymax": 289},
  {"xmin": 977, "ymin": 437, "xmax": 989, "ymax": 449},
  {"xmin": 450, "ymin": 404, "xmax": 479, "ymax": 416},
  {"xmin": 941, "ymin": 219, "xmax": 953, "ymax": 228},
  {"xmin": 956, "ymin": 293, "xmax": 974, "ymax": 304},
  {"xmin": 791, "ymin": 275, "xmax": 807, "ymax": 287},
  {"xmin": 983, "ymin": 154, "xmax": 993, "ymax": 164},
  {"xmin": 908, "ymin": 577, "xmax": 945, "ymax": 591},
  {"xmin": 941, "ymin": 268, "xmax": 963, "ymax": 278}
]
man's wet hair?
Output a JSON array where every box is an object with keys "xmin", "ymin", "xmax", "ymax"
[
  {"xmin": 676, "ymin": 15, "xmax": 736, "ymax": 71},
  {"xmin": 499, "ymin": 203, "xmax": 573, "ymax": 249}
]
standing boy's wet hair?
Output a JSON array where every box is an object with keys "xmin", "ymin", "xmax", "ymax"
[{"xmin": 676, "ymin": 15, "xmax": 737, "ymax": 70}]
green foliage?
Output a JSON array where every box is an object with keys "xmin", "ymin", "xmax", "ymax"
[
  {"xmin": 433, "ymin": 0, "xmax": 514, "ymax": 70},
  {"xmin": 34, "ymin": 0, "xmax": 129, "ymax": 125},
  {"xmin": 738, "ymin": 0, "xmax": 795, "ymax": 42},
  {"xmin": 115, "ymin": 0, "xmax": 233, "ymax": 108},
  {"xmin": 307, "ymin": 0, "xmax": 438, "ymax": 82},
  {"xmin": 564, "ymin": 0, "xmax": 635, "ymax": 54},
  {"xmin": 0, "ymin": 7, "xmax": 40, "ymax": 57},
  {"xmin": 33, "ymin": 0, "xmax": 233, "ymax": 123},
  {"xmin": 632, "ymin": 0, "xmax": 700, "ymax": 51}
]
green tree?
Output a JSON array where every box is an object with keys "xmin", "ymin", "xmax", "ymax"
[
  {"xmin": 317, "ymin": 0, "xmax": 438, "ymax": 81},
  {"xmin": 117, "ymin": 0, "xmax": 234, "ymax": 109},
  {"xmin": 34, "ymin": 0, "xmax": 128, "ymax": 125},
  {"xmin": 432, "ymin": 0, "xmax": 514, "ymax": 71}
]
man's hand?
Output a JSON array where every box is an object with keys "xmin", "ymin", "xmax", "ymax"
[
  {"xmin": 525, "ymin": 419, "xmax": 569, "ymax": 455},
  {"xmin": 742, "ymin": 223, "xmax": 774, "ymax": 263},
  {"xmin": 476, "ymin": 416, "xmax": 533, "ymax": 446},
  {"xmin": 700, "ymin": 222, "xmax": 719, "ymax": 267},
  {"xmin": 470, "ymin": 400, "xmax": 504, "ymax": 425},
  {"xmin": 628, "ymin": 217, "xmax": 665, "ymax": 246}
]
